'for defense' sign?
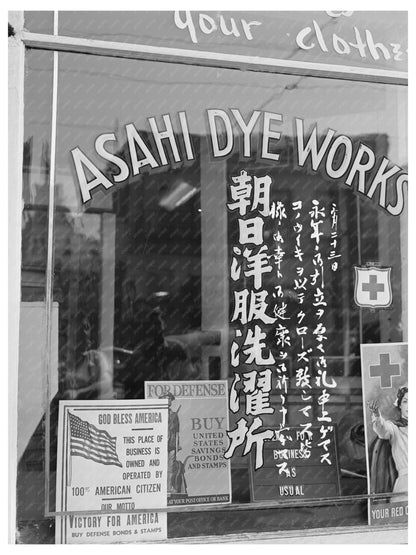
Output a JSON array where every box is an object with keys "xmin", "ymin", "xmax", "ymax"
[{"xmin": 145, "ymin": 380, "xmax": 231, "ymax": 506}]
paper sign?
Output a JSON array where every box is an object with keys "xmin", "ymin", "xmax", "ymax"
[
  {"xmin": 145, "ymin": 381, "xmax": 231, "ymax": 506},
  {"xmin": 249, "ymin": 426, "xmax": 341, "ymax": 501},
  {"xmin": 55, "ymin": 400, "xmax": 168, "ymax": 543},
  {"xmin": 361, "ymin": 343, "xmax": 408, "ymax": 525}
]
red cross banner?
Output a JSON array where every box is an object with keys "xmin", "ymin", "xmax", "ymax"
[
  {"xmin": 360, "ymin": 343, "xmax": 408, "ymax": 526},
  {"xmin": 354, "ymin": 266, "xmax": 392, "ymax": 309}
]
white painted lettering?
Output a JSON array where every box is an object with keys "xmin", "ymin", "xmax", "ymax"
[{"xmin": 208, "ymin": 109, "xmax": 234, "ymax": 157}]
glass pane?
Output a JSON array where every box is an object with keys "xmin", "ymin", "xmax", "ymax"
[
  {"xmin": 17, "ymin": 50, "xmax": 407, "ymax": 542},
  {"xmin": 21, "ymin": 49, "xmax": 54, "ymax": 301},
  {"xmin": 24, "ymin": 11, "xmax": 54, "ymax": 34},
  {"xmin": 57, "ymin": 11, "xmax": 408, "ymax": 72},
  {"xmin": 17, "ymin": 49, "xmax": 54, "ymax": 544}
]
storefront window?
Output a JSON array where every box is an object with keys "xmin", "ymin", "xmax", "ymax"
[{"xmin": 13, "ymin": 11, "xmax": 407, "ymax": 544}]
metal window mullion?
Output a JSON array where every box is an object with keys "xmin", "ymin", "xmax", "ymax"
[
  {"xmin": 44, "ymin": 12, "xmax": 59, "ymax": 516},
  {"xmin": 21, "ymin": 31, "xmax": 408, "ymax": 86},
  {"xmin": 8, "ymin": 10, "xmax": 26, "ymax": 544}
]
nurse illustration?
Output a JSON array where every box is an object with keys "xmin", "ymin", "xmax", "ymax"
[{"xmin": 368, "ymin": 386, "xmax": 408, "ymax": 501}]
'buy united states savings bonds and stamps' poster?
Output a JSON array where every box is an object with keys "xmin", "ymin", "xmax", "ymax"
[
  {"xmin": 361, "ymin": 343, "xmax": 408, "ymax": 526},
  {"xmin": 55, "ymin": 400, "xmax": 168, "ymax": 543},
  {"xmin": 145, "ymin": 380, "xmax": 231, "ymax": 506}
]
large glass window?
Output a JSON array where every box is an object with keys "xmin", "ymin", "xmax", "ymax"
[
  {"xmin": 16, "ymin": 48, "xmax": 407, "ymax": 542},
  {"xmin": 53, "ymin": 11, "xmax": 409, "ymax": 73}
]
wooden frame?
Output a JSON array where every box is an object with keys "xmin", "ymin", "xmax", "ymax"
[
  {"xmin": 9, "ymin": 10, "xmax": 408, "ymax": 543},
  {"xmin": 22, "ymin": 31, "xmax": 408, "ymax": 86}
]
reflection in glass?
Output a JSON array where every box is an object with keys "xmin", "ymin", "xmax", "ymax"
[{"xmin": 16, "ymin": 50, "xmax": 407, "ymax": 541}]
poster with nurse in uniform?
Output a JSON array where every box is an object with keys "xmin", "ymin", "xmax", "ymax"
[{"xmin": 360, "ymin": 342, "xmax": 408, "ymax": 526}]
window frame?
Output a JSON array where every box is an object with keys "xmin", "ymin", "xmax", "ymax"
[{"xmin": 9, "ymin": 9, "xmax": 408, "ymax": 543}]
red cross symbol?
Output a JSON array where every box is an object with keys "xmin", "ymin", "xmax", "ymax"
[
  {"xmin": 362, "ymin": 274, "xmax": 385, "ymax": 300},
  {"xmin": 369, "ymin": 353, "xmax": 401, "ymax": 388}
]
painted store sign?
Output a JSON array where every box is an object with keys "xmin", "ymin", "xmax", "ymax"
[{"xmin": 50, "ymin": 11, "xmax": 408, "ymax": 72}]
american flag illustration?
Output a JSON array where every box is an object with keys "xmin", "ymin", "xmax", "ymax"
[{"xmin": 68, "ymin": 412, "xmax": 122, "ymax": 468}]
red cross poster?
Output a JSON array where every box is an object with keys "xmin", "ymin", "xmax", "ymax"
[
  {"xmin": 55, "ymin": 400, "xmax": 168, "ymax": 543},
  {"xmin": 145, "ymin": 381, "xmax": 232, "ymax": 506},
  {"xmin": 360, "ymin": 343, "xmax": 408, "ymax": 526}
]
